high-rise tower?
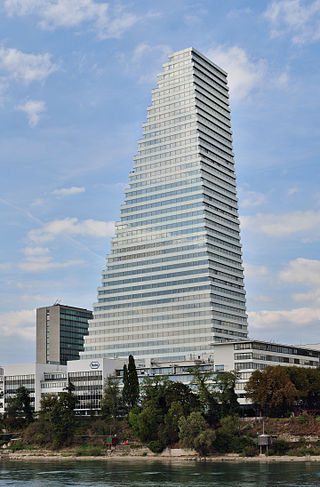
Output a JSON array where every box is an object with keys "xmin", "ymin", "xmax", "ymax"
[{"xmin": 82, "ymin": 47, "xmax": 248, "ymax": 362}]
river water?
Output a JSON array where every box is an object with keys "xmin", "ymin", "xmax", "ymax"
[{"xmin": 1, "ymin": 459, "xmax": 320, "ymax": 486}]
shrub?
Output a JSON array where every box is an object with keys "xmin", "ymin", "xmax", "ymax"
[
  {"xmin": 148, "ymin": 440, "xmax": 164, "ymax": 454},
  {"xmin": 298, "ymin": 414, "xmax": 309, "ymax": 425},
  {"xmin": 178, "ymin": 412, "xmax": 207, "ymax": 449},
  {"xmin": 268, "ymin": 439, "xmax": 290, "ymax": 456},
  {"xmin": 240, "ymin": 445, "xmax": 257, "ymax": 457},
  {"xmin": 193, "ymin": 429, "xmax": 216, "ymax": 456},
  {"xmin": 74, "ymin": 446, "xmax": 104, "ymax": 456},
  {"xmin": 213, "ymin": 430, "xmax": 232, "ymax": 453},
  {"xmin": 6, "ymin": 440, "xmax": 25, "ymax": 451},
  {"xmin": 23, "ymin": 420, "xmax": 53, "ymax": 446}
]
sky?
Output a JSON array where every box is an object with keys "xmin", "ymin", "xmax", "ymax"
[{"xmin": 0, "ymin": 0, "xmax": 320, "ymax": 364}]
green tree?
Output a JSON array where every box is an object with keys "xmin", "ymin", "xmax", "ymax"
[
  {"xmin": 245, "ymin": 365, "xmax": 299, "ymax": 417},
  {"xmin": 127, "ymin": 355, "xmax": 139, "ymax": 409},
  {"xmin": 216, "ymin": 371, "xmax": 240, "ymax": 417},
  {"xmin": 178, "ymin": 411, "xmax": 207, "ymax": 449},
  {"xmin": 49, "ymin": 381, "xmax": 77, "ymax": 448},
  {"xmin": 286, "ymin": 367, "xmax": 320, "ymax": 410},
  {"xmin": 163, "ymin": 381, "xmax": 200, "ymax": 416},
  {"xmin": 193, "ymin": 429, "xmax": 216, "ymax": 456},
  {"xmin": 5, "ymin": 386, "xmax": 33, "ymax": 427},
  {"xmin": 122, "ymin": 364, "xmax": 129, "ymax": 409},
  {"xmin": 39, "ymin": 393, "xmax": 58, "ymax": 418},
  {"xmin": 191, "ymin": 365, "xmax": 219, "ymax": 424},
  {"xmin": 161, "ymin": 401, "xmax": 185, "ymax": 446},
  {"xmin": 129, "ymin": 403, "xmax": 163, "ymax": 442},
  {"xmin": 101, "ymin": 375, "xmax": 122, "ymax": 421}
]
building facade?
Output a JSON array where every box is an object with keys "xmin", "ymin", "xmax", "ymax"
[
  {"xmin": 0, "ymin": 363, "xmax": 67, "ymax": 413},
  {"xmin": 213, "ymin": 341, "xmax": 320, "ymax": 405},
  {"xmin": 36, "ymin": 304, "xmax": 92, "ymax": 365},
  {"xmin": 82, "ymin": 47, "xmax": 248, "ymax": 363},
  {"xmin": 2, "ymin": 341, "xmax": 320, "ymax": 414}
]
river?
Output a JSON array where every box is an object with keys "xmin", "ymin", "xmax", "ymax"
[{"xmin": 1, "ymin": 459, "xmax": 320, "ymax": 486}]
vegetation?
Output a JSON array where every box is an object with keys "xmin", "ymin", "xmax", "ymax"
[
  {"xmin": 101, "ymin": 376, "xmax": 122, "ymax": 421},
  {"xmin": 245, "ymin": 365, "xmax": 299, "ymax": 417},
  {"xmin": 4, "ymin": 386, "xmax": 33, "ymax": 429},
  {"xmin": 4, "ymin": 362, "xmax": 320, "ymax": 458}
]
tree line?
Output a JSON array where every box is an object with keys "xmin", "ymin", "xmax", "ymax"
[
  {"xmin": 245, "ymin": 365, "xmax": 320, "ymax": 417},
  {"xmin": 3, "ymin": 359, "xmax": 318, "ymax": 454}
]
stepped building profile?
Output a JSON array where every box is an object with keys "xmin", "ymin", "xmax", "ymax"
[{"xmin": 82, "ymin": 47, "xmax": 248, "ymax": 362}]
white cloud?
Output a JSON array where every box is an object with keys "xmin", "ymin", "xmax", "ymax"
[
  {"xmin": 248, "ymin": 306, "xmax": 320, "ymax": 329},
  {"xmin": 279, "ymin": 258, "xmax": 320, "ymax": 288},
  {"xmin": 241, "ymin": 209, "xmax": 320, "ymax": 239},
  {"xmin": 240, "ymin": 190, "xmax": 267, "ymax": 208},
  {"xmin": 0, "ymin": 46, "xmax": 58, "ymax": 83},
  {"xmin": 20, "ymin": 246, "xmax": 84, "ymax": 272},
  {"xmin": 287, "ymin": 187, "xmax": 300, "ymax": 196},
  {"xmin": 52, "ymin": 186, "xmax": 85, "ymax": 197},
  {"xmin": 28, "ymin": 217, "xmax": 115, "ymax": 242},
  {"xmin": 264, "ymin": 0, "xmax": 320, "ymax": 44},
  {"xmin": 130, "ymin": 43, "xmax": 172, "ymax": 84},
  {"xmin": 206, "ymin": 45, "xmax": 267, "ymax": 100},
  {"xmin": 23, "ymin": 246, "xmax": 50, "ymax": 256},
  {"xmin": 249, "ymin": 258, "xmax": 320, "ymax": 338},
  {"xmin": 0, "ymin": 309, "xmax": 35, "ymax": 340},
  {"xmin": 16, "ymin": 100, "xmax": 46, "ymax": 127},
  {"xmin": 244, "ymin": 263, "xmax": 269, "ymax": 278},
  {"xmin": 4, "ymin": 0, "xmax": 156, "ymax": 40}
]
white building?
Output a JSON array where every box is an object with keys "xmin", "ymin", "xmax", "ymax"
[
  {"xmin": 1, "ymin": 340, "xmax": 320, "ymax": 413},
  {"xmin": 213, "ymin": 340, "xmax": 320, "ymax": 405},
  {"xmin": 0, "ymin": 363, "xmax": 66, "ymax": 413},
  {"xmin": 81, "ymin": 47, "xmax": 248, "ymax": 364}
]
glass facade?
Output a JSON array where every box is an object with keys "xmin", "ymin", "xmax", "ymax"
[
  {"xmin": 82, "ymin": 47, "xmax": 248, "ymax": 362},
  {"xmin": 59, "ymin": 307, "xmax": 92, "ymax": 365}
]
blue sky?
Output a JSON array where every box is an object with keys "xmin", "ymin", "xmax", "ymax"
[{"xmin": 1, "ymin": 0, "xmax": 320, "ymax": 363}]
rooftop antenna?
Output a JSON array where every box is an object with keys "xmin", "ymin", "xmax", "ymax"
[{"xmin": 53, "ymin": 298, "xmax": 62, "ymax": 305}]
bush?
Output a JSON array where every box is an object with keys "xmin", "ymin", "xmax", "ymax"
[
  {"xmin": 213, "ymin": 430, "xmax": 233, "ymax": 453},
  {"xmin": 178, "ymin": 412, "xmax": 207, "ymax": 449},
  {"xmin": 240, "ymin": 445, "xmax": 257, "ymax": 457},
  {"xmin": 193, "ymin": 429, "xmax": 216, "ymax": 456},
  {"xmin": 6, "ymin": 440, "xmax": 25, "ymax": 451},
  {"xmin": 74, "ymin": 446, "xmax": 104, "ymax": 456},
  {"xmin": 298, "ymin": 414, "xmax": 309, "ymax": 425},
  {"xmin": 268, "ymin": 439, "xmax": 290, "ymax": 456},
  {"xmin": 23, "ymin": 420, "xmax": 53, "ymax": 446},
  {"xmin": 148, "ymin": 440, "xmax": 164, "ymax": 453}
]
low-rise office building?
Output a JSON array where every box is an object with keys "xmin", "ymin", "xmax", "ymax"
[
  {"xmin": 2, "ymin": 341, "xmax": 320, "ymax": 414},
  {"xmin": 214, "ymin": 340, "xmax": 320, "ymax": 404},
  {"xmin": 0, "ymin": 363, "xmax": 67, "ymax": 414}
]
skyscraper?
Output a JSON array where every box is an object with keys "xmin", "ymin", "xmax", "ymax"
[
  {"xmin": 82, "ymin": 47, "xmax": 248, "ymax": 362},
  {"xmin": 36, "ymin": 304, "xmax": 92, "ymax": 365}
]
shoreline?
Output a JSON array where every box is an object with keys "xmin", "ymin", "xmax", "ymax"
[{"xmin": 3, "ymin": 451, "xmax": 320, "ymax": 463}]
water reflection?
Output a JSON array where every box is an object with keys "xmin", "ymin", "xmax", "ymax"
[{"xmin": 1, "ymin": 460, "xmax": 320, "ymax": 486}]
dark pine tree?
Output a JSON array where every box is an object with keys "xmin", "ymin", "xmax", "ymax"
[{"xmin": 128, "ymin": 355, "xmax": 139, "ymax": 409}]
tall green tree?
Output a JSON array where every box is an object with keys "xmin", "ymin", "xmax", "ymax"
[
  {"xmin": 49, "ymin": 380, "xmax": 77, "ymax": 448},
  {"xmin": 101, "ymin": 375, "xmax": 122, "ymax": 421},
  {"xmin": 127, "ymin": 355, "xmax": 139, "ymax": 409},
  {"xmin": 191, "ymin": 365, "xmax": 219, "ymax": 424},
  {"xmin": 216, "ymin": 371, "xmax": 240, "ymax": 417}
]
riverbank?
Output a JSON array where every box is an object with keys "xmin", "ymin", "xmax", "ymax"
[{"xmin": 3, "ymin": 449, "xmax": 320, "ymax": 463}]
